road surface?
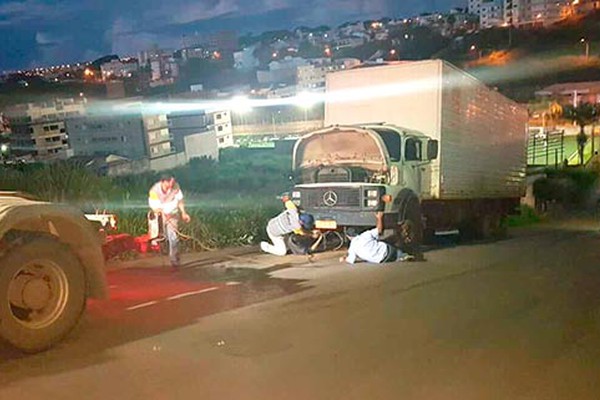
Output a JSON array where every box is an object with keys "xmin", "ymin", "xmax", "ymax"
[{"xmin": 1, "ymin": 219, "xmax": 600, "ymax": 399}]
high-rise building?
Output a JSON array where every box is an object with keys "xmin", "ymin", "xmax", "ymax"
[
  {"xmin": 468, "ymin": 0, "xmax": 484, "ymax": 15},
  {"xmin": 167, "ymin": 109, "xmax": 224, "ymax": 156},
  {"xmin": 480, "ymin": 0, "xmax": 505, "ymax": 28},
  {"xmin": 4, "ymin": 98, "xmax": 86, "ymax": 161},
  {"xmin": 67, "ymin": 106, "xmax": 174, "ymax": 160}
]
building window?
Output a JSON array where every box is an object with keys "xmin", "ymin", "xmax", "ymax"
[
  {"xmin": 217, "ymin": 126, "xmax": 224, "ymax": 132},
  {"xmin": 216, "ymin": 114, "xmax": 222, "ymax": 120}
]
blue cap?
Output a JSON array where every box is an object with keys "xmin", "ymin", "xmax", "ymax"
[{"xmin": 299, "ymin": 213, "xmax": 315, "ymax": 230}]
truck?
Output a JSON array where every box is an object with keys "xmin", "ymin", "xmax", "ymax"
[
  {"xmin": 0, "ymin": 192, "xmax": 107, "ymax": 352},
  {"xmin": 291, "ymin": 60, "xmax": 528, "ymax": 249}
]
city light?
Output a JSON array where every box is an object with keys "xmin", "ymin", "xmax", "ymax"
[
  {"xmin": 0, "ymin": 144, "xmax": 8, "ymax": 154},
  {"xmin": 295, "ymin": 92, "xmax": 320, "ymax": 109},
  {"xmin": 230, "ymin": 96, "xmax": 253, "ymax": 114}
]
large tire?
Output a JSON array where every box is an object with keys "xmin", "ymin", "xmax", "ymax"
[
  {"xmin": 0, "ymin": 237, "xmax": 86, "ymax": 353},
  {"xmin": 398, "ymin": 197, "xmax": 424, "ymax": 258}
]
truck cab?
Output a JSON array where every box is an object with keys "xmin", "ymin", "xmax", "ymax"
[{"xmin": 291, "ymin": 124, "xmax": 438, "ymax": 247}]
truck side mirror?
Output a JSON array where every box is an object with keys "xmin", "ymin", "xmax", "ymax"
[{"xmin": 427, "ymin": 140, "xmax": 439, "ymax": 160}]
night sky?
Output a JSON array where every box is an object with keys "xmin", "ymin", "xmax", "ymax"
[{"xmin": 0, "ymin": 0, "xmax": 464, "ymax": 70}]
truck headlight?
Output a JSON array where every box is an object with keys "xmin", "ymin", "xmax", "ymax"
[
  {"xmin": 367, "ymin": 199, "xmax": 379, "ymax": 207},
  {"xmin": 367, "ymin": 190, "xmax": 379, "ymax": 198}
]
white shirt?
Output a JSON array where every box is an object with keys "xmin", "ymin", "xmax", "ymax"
[
  {"xmin": 346, "ymin": 228, "xmax": 389, "ymax": 264},
  {"xmin": 148, "ymin": 182, "xmax": 184, "ymax": 215}
]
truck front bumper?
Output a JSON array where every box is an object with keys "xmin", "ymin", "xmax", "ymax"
[{"xmin": 309, "ymin": 210, "xmax": 399, "ymax": 230}]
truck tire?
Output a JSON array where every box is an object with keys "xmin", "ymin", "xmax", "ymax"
[
  {"xmin": 0, "ymin": 237, "xmax": 86, "ymax": 353},
  {"xmin": 398, "ymin": 197, "xmax": 424, "ymax": 258}
]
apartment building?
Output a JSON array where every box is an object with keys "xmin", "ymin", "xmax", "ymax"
[
  {"xmin": 67, "ymin": 107, "xmax": 174, "ymax": 160},
  {"xmin": 297, "ymin": 58, "xmax": 361, "ymax": 91},
  {"xmin": 480, "ymin": 0, "xmax": 505, "ymax": 28},
  {"xmin": 505, "ymin": 0, "xmax": 571, "ymax": 26},
  {"xmin": 4, "ymin": 98, "xmax": 85, "ymax": 161}
]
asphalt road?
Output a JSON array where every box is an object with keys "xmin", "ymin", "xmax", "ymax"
[{"xmin": 1, "ymin": 220, "xmax": 600, "ymax": 399}]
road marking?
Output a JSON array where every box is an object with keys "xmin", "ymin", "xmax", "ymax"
[
  {"xmin": 166, "ymin": 287, "xmax": 219, "ymax": 301},
  {"xmin": 225, "ymin": 281, "xmax": 241, "ymax": 286},
  {"xmin": 126, "ymin": 301, "xmax": 159, "ymax": 311}
]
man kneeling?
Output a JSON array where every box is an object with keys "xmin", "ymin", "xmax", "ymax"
[
  {"xmin": 261, "ymin": 198, "xmax": 315, "ymax": 256},
  {"xmin": 340, "ymin": 212, "xmax": 414, "ymax": 264}
]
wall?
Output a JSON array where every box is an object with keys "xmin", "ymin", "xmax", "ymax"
[{"xmin": 184, "ymin": 131, "xmax": 219, "ymax": 161}]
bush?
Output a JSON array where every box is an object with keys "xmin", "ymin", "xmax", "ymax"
[{"xmin": 534, "ymin": 169, "xmax": 599, "ymax": 208}]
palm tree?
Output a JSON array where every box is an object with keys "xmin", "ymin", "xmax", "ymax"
[{"xmin": 562, "ymin": 103, "xmax": 599, "ymax": 165}]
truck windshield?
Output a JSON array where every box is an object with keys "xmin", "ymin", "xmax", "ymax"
[
  {"xmin": 372, "ymin": 128, "xmax": 401, "ymax": 161},
  {"xmin": 295, "ymin": 166, "xmax": 388, "ymax": 184}
]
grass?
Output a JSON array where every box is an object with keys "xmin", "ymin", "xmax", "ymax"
[{"xmin": 507, "ymin": 205, "xmax": 542, "ymax": 227}]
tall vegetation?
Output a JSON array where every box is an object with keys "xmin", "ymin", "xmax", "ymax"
[{"xmin": 0, "ymin": 148, "xmax": 293, "ymax": 250}]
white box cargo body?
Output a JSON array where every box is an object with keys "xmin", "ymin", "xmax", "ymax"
[{"xmin": 324, "ymin": 60, "xmax": 528, "ymax": 200}]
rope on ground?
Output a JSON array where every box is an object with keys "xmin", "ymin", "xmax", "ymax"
[
  {"xmin": 161, "ymin": 217, "xmax": 216, "ymax": 252},
  {"xmin": 173, "ymin": 227, "xmax": 216, "ymax": 252}
]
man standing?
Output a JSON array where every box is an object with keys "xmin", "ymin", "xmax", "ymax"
[
  {"xmin": 340, "ymin": 212, "xmax": 414, "ymax": 264},
  {"xmin": 261, "ymin": 198, "xmax": 315, "ymax": 256},
  {"xmin": 148, "ymin": 175, "xmax": 191, "ymax": 268}
]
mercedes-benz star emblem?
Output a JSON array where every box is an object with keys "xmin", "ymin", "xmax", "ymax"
[{"xmin": 323, "ymin": 191, "xmax": 338, "ymax": 207}]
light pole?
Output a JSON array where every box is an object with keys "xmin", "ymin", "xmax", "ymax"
[{"xmin": 581, "ymin": 38, "xmax": 590, "ymax": 61}]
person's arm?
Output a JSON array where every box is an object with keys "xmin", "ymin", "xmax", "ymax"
[
  {"xmin": 284, "ymin": 200, "xmax": 297, "ymax": 211},
  {"xmin": 375, "ymin": 211, "xmax": 384, "ymax": 236},
  {"xmin": 148, "ymin": 189, "xmax": 162, "ymax": 213},
  {"xmin": 176, "ymin": 191, "xmax": 191, "ymax": 223}
]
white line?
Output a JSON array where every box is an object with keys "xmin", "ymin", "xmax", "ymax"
[
  {"xmin": 126, "ymin": 300, "xmax": 159, "ymax": 311},
  {"xmin": 166, "ymin": 287, "xmax": 219, "ymax": 301},
  {"xmin": 225, "ymin": 281, "xmax": 241, "ymax": 286}
]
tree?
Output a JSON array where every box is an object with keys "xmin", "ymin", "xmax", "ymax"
[{"xmin": 562, "ymin": 103, "xmax": 599, "ymax": 165}]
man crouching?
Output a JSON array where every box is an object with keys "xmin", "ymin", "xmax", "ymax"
[
  {"xmin": 340, "ymin": 212, "xmax": 414, "ymax": 264},
  {"xmin": 261, "ymin": 197, "xmax": 315, "ymax": 256}
]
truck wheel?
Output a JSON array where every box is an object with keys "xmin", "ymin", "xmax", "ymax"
[
  {"xmin": 0, "ymin": 237, "xmax": 85, "ymax": 353},
  {"xmin": 398, "ymin": 198, "xmax": 424, "ymax": 257}
]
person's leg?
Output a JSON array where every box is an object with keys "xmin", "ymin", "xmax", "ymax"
[
  {"xmin": 165, "ymin": 217, "xmax": 180, "ymax": 266},
  {"xmin": 260, "ymin": 231, "xmax": 288, "ymax": 256}
]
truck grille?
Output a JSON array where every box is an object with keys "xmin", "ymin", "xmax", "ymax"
[{"xmin": 300, "ymin": 187, "xmax": 361, "ymax": 208}]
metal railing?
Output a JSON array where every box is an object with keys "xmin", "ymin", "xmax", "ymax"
[{"xmin": 527, "ymin": 129, "xmax": 565, "ymax": 167}]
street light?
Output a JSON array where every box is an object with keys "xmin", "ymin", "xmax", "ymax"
[
  {"xmin": 230, "ymin": 96, "xmax": 253, "ymax": 129},
  {"xmin": 470, "ymin": 44, "xmax": 483, "ymax": 59},
  {"xmin": 581, "ymin": 37, "xmax": 590, "ymax": 61},
  {"xmin": 295, "ymin": 92, "xmax": 320, "ymax": 122}
]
